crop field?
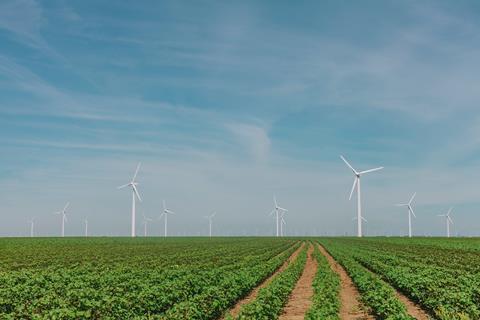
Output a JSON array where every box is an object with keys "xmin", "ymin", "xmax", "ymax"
[{"xmin": 1, "ymin": 237, "xmax": 479, "ymax": 320}]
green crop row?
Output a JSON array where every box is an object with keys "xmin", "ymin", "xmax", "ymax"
[
  {"xmin": 351, "ymin": 245, "xmax": 479, "ymax": 319},
  {"xmin": 0, "ymin": 238, "xmax": 298, "ymax": 319},
  {"xmin": 304, "ymin": 244, "xmax": 340, "ymax": 320},
  {"xmin": 157, "ymin": 241, "xmax": 301, "ymax": 320},
  {"xmin": 319, "ymin": 240, "xmax": 414, "ymax": 320},
  {"xmin": 231, "ymin": 243, "xmax": 308, "ymax": 320}
]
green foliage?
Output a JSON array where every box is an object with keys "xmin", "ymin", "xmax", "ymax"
[
  {"xmin": 0, "ymin": 237, "xmax": 298, "ymax": 319},
  {"xmin": 233, "ymin": 244, "xmax": 308, "ymax": 320},
  {"xmin": 319, "ymin": 239, "xmax": 414, "ymax": 320},
  {"xmin": 304, "ymin": 244, "xmax": 340, "ymax": 320}
]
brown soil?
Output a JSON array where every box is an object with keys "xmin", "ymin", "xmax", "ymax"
[
  {"xmin": 278, "ymin": 244, "xmax": 317, "ymax": 320},
  {"xmin": 223, "ymin": 242, "xmax": 305, "ymax": 319},
  {"xmin": 317, "ymin": 244, "xmax": 374, "ymax": 320},
  {"xmin": 393, "ymin": 286, "xmax": 431, "ymax": 319}
]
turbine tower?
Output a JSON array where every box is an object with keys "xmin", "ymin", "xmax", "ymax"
[
  {"xmin": 142, "ymin": 213, "xmax": 153, "ymax": 237},
  {"xmin": 28, "ymin": 218, "xmax": 34, "ymax": 237},
  {"xmin": 84, "ymin": 218, "xmax": 88, "ymax": 237},
  {"xmin": 159, "ymin": 200, "xmax": 175, "ymax": 237},
  {"xmin": 438, "ymin": 208, "xmax": 454, "ymax": 238},
  {"xmin": 204, "ymin": 212, "xmax": 216, "ymax": 237},
  {"xmin": 117, "ymin": 163, "xmax": 142, "ymax": 237},
  {"xmin": 395, "ymin": 193, "xmax": 417, "ymax": 238},
  {"xmin": 340, "ymin": 155, "xmax": 383, "ymax": 237},
  {"xmin": 280, "ymin": 213, "xmax": 286, "ymax": 237},
  {"xmin": 54, "ymin": 202, "xmax": 69, "ymax": 237},
  {"xmin": 269, "ymin": 196, "xmax": 287, "ymax": 237}
]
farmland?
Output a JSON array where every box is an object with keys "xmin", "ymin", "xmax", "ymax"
[{"xmin": 0, "ymin": 237, "xmax": 479, "ymax": 319}]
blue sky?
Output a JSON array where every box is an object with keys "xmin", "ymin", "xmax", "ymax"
[{"xmin": 1, "ymin": 0, "xmax": 480, "ymax": 237}]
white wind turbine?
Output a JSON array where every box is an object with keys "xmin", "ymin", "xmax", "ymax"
[
  {"xmin": 280, "ymin": 213, "xmax": 286, "ymax": 237},
  {"xmin": 117, "ymin": 163, "xmax": 142, "ymax": 237},
  {"xmin": 340, "ymin": 155, "xmax": 383, "ymax": 237},
  {"xmin": 438, "ymin": 208, "xmax": 454, "ymax": 238},
  {"xmin": 54, "ymin": 202, "xmax": 69, "ymax": 237},
  {"xmin": 269, "ymin": 196, "xmax": 288, "ymax": 237},
  {"xmin": 204, "ymin": 212, "xmax": 216, "ymax": 237},
  {"xmin": 84, "ymin": 218, "xmax": 88, "ymax": 237},
  {"xmin": 159, "ymin": 200, "xmax": 175, "ymax": 237},
  {"xmin": 28, "ymin": 218, "xmax": 34, "ymax": 237},
  {"xmin": 395, "ymin": 193, "xmax": 417, "ymax": 238},
  {"xmin": 142, "ymin": 213, "xmax": 153, "ymax": 237}
]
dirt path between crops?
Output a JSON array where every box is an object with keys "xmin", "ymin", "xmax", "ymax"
[
  {"xmin": 317, "ymin": 244, "xmax": 374, "ymax": 320},
  {"xmin": 223, "ymin": 242, "xmax": 305, "ymax": 319},
  {"xmin": 394, "ymin": 291, "xmax": 431, "ymax": 320},
  {"xmin": 278, "ymin": 243, "xmax": 317, "ymax": 320}
]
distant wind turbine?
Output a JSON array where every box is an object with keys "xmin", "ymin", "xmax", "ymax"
[
  {"xmin": 204, "ymin": 212, "xmax": 216, "ymax": 237},
  {"xmin": 438, "ymin": 208, "xmax": 454, "ymax": 238},
  {"xmin": 340, "ymin": 155, "xmax": 383, "ymax": 237},
  {"xmin": 28, "ymin": 218, "xmax": 34, "ymax": 237},
  {"xmin": 269, "ymin": 196, "xmax": 288, "ymax": 237},
  {"xmin": 159, "ymin": 200, "xmax": 175, "ymax": 237},
  {"xmin": 117, "ymin": 163, "xmax": 142, "ymax": 237},
  {"xmin": 395, "ymin": 193, "xmax": 417, "ymax": 238},
  {"xmin": 84, "ymin": 218, "xmax": 88, "ymax": 237},
  {"xmin": 142, "ymin": 213, "xmax": 153, "ymax": 237},
  {"xmin": 54, "ymin": 202, "xmax": 69, "ymax": 237}
]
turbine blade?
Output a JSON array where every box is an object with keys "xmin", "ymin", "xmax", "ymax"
[
  {"xmin": 408, "ymin": 192, "xmax": 417, "ymax": 205},
  {"xmin": 117, "ymin": 183, "xmax": 130, "ymax": 189},
  {"xmin": 395, "ymin": 203, "xmax": 408, "ymax": 207},
  {"xmin": 63, "ymin": 202, "xmax": 70, "ymax": 212},
  {"xmin": 340, "ymin": 155, "xmax": 358, "ymax": 174},
  {"xmin": 409, "ymin": 206, "xmax": 416, "ymax": 218},
  {"xmin": 349, "ymin": 178, "xmax": 358, "ymax": 200},
  {"xmin": 269, "ymin": 209, "xmax": 275, "ymax": 216},
  {"xmin": 277, "ymin": 206, "xmax": 288, "ymax": 212},
  {"xmin": 132, "ymin": 185, "xmax": 142, "ymax": 202},
  {"xmin": 448, "ymin": 216, "xmax": 453, "ymax": 224},
  {"xmin": 447, "ymin": 207, "xmax": 453, "ymax": 216},
  {"xmin": 359, "ymin": 167, "xmax": 384, "ymax": 175},
  {"xmin": 361, "ymin": 216, "xmax": 367, "ymax": 222},
  {"xmin": 132, "ymin": 162, "xmax": 141, "ymax": 181}
]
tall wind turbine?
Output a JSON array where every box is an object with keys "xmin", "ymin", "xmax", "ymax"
[
  {"xmin": 340, "ymin": 155, "xmax": 383, "ymax": 237},
  {"xmin": 54, "ymin": 202, "xmax": 69, "ymax": 237},
  {"xmin": 204, "ymin": 212, "xmax": 216, "ymax": 237},
  {"xmin": 84, "ymin": 218, "xmax": 88, "ymax": 237},
  {"xmin": 142, "ymin": 213, "xmax": 153, "ymax": 237},
  {"xmin": 117, "ymin": 163, "xmax": 142, "ymax": 237},
  {"xmin": 438, "ymin": 208, "xmax": 454, "ymax": 238},
  {"xmin": 395, "ymin": 193, "xmax": 417, "ymax": 238},
  {"xmin": 269, "ymin": 196, "xmax": 288, "ymax": 237},
  {"xmin": 159, "ymin": 200, "xmax": 175, "ymax": 237},
  {"xmin": 28, "ymin": 218, "xmax": 34, "ymax": 237}
]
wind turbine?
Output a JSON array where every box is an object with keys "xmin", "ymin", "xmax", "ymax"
[
  {"xmin": 204, "ymin": 212, "xmax": 216, "ymax": 237},
  {"xmin": 269, "ymin": 196, "xmax": 287, "ymax": 237},
  {"xmin": 340, "ymin": 155, "xmax": 383, "ymax": 237},
  {"xmin": 84, "ymin": 218, "xmax": 88, "ymax": 237},
  {"xmin": 438, "ymin": 208, "xmax": 454, "ymax": 238},
  {"xmin": 27, "ymin": 218, "xmax": 34, "ymax": 237},
  {"xmin": 142, "ymin": 213, "xmax": 153, "ymax": 237},
  {"xmin": 159, "ymin": 200, "xmax": 175, "ymax": 237},
  {"xmin": 280, "ymin": 213, "xmax": 286, "ymax": 237},
  {"xmin": 54, "ymin": 202, "xmax": 69, "ymax": 237},
  {"xmin": 117, "ymin": 163, "xmax": 142, "ymax": 237},
  {"xmin": 395, "ymin": 193, "xmax": 417, "ymax": 238}
]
